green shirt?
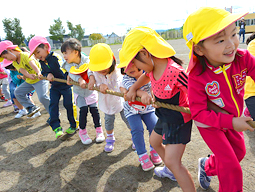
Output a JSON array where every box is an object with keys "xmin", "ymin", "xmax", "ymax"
[{"xmin": 12, "ymin": 52, "xmax": 41, "ymax": 84}]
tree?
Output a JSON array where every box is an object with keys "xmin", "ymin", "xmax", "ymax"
[
  {"xmin": 49, "ymin": 18, "xmax": 65, "ymax": 42},
  {"xmin": 89, "ymin": 33, "xmax": 104, "ymax": 41},
  {"xmin": 67, "ymin": 21, "xmax": 85, "ymax": 41},
  {"xmin": 2, "ymin": 18, "xmax": 25, "ymax": 45}
]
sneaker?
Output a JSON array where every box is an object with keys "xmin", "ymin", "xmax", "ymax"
[
  {"xmin": 26, "ymin": 105, "xmax": 40, "ymax": 117},
  {"xmin": 79, "ymin": 129, "xmax": 92, "ymax": 145},
  {"xmin": 15, "ymin": 108, "xmax": 28, "ymax": 119},
  {"xmin": 14, "ymin": 107, "xmax": 19, "ymax": 113},
  {"xmin": 27, "ymin": 111, "xmax": 41, "ymax": 119},
  {"xmin": 154, "ymin": 166, "xmax": 177, "ymax": 181},
  {"xmin": 65, "ymin": 127, "xmax": 77, "ymax": 134},
  {"xmin": 3, "ymin": 100, "xmax": 12, "ymax": 107},
  {"xmin": 54, "ymin": 127, "xmax": 63, "ymax": 139},
  {"xmin": 198, "ymin": 157, "xmax": 212, "ymax": 190},
  {"xmin": 150, "ymin": 149, "xmax": 162, "ymax": 165},
  {"xmin": 0, "ymin": 95, "xmax": 6, "ymax": 102},
  {"xmin": 95, "ymin": 127, "xmax": 105, "ymax": 143},
  {"xmin": 139, "ymin": 154, "xmax": 155, "ymax": 171},
  {"xmin": 104, "ymin": 136, "xmax": 115, "ymax": 152}
]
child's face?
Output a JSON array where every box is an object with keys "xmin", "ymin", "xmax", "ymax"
[
  {"xmin": 62, "ymin": 49, "xmax": 78, "ymax": 64},
  {"xmin": 34, "ymin": 45, "xmax": 49, "ymax": 61},
  {"xmin": 194, "ymin": 23, "xmax": 239, "ymax": 67},
  {"xmin": 131, "ymin": 50, "xmax": 154, "ymax": 73},
  {"xmin": 97, "ymin": 68, "xmax": 110, "ymax": 76},
  {"xmin": 125, "ymin": 63, "xmax": 143, "ymax": 79},
  {"xmin": 1, "ymin": 50, "xmax": 17, "ymax": 62}
]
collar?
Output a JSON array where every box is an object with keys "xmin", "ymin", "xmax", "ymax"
[{"xmin": 206, "ymin": 61, "xmax": 232, "ymax": 74}]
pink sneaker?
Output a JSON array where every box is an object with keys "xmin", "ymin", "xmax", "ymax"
[
  {"xmin": 95, "ymin": 127, "xmax": 105, "ymax": 143},
  {"xmin": 79, "ymin": 129, "xmax": 92, "ymax": 145},
  {"xmin": 3, "ymin": 100, "xmax": 12, "ymax": 107},
  {"xmin": 139, "ymin": 154, "xmax": 155, "ymax": 171},
  {"xmin": 150, "ymin": 149, "xmax": 162, "ymax": 165}
]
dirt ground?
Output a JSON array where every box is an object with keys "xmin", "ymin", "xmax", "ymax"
[{"xmin": 0, "ymin": 38, "xmax": 255, "ymax": 192}]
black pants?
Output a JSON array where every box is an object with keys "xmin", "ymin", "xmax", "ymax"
[
  {"xmin": 79, "ymin": 106, "xmax": 101, "ymax": 129},
  {"xmin": 245, "ymin": 96, "xmax": 255, "ymax": 120}
]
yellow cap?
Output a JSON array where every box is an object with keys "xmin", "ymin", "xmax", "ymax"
[
  {"xmin": 247, "ymin": 39, "xmax": 255, "ymax": 56},
  {"xmin": 88, "ymin": 43, "xmax": 114, "ymax": 71},
  {"xmin": 118, "ymin": 26, "xmax": 176, "ymax": 69},
  {"xmin": 183, "ymin": 7, "xmax": 248, "ymax": 72}
]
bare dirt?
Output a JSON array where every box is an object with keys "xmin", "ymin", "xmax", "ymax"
[{"xmin": 0, "ymin": 38, "xmax": 254, "ymax": 192}]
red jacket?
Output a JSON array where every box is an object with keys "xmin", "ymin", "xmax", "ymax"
[{"xmin": 188, "ymin": 49, "xmax": 255, "ymax": 129}]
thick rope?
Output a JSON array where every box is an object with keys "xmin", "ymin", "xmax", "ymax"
[{"xmin": 38, "ymin": 76, "xmax": 255, "ymax": 128}]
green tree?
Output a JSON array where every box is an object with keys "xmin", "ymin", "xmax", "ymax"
[
  {"xmin": 67, "ymin": 21, "xmax": 85, "ymax": 41},
  {"xmin": 2, "ymin": 18, "xmax": 25, "ymax": 45},
  {"xmin": 27, "ymin": 34, "xmax": 35, "ymax": 43},
  {"xmin": 49, "ymin": 18, "xmax": 65, "ymax": 42},
  {"xmin": 89, "ymin": 33, "xmax": 104, "ymax": 40}
]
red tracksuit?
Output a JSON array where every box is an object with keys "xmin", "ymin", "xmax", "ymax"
[{"xmin": 188, "ymin": 49, "xmax": 255, "ymax": 192}]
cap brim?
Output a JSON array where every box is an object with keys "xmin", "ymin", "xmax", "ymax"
[
  {"xmin": 1, "ymin": 59, "xmax": 13, "ymax": 68},
  {"xmin": 70, "ymin": 63, "xmax": 89, "ymax": 74}
]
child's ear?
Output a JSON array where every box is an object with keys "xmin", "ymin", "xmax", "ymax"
[
  {"xmin": 138, "ymin": 49, "xmax": 150, "ymax": 58},
  {"xmin": 44, "ymin": 44, "xmax": 49, "ymax": 51},
  {"xmin": 193, "ymin": 44, "xmax": 204, "ymax": 56}
]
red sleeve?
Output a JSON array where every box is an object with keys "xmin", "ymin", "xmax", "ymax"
[{"xmin": 188, "ymin": 73, "xmax": 234, "ymax": 129}]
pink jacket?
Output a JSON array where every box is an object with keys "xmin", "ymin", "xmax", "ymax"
[{"xmin": 188, "ymin": 49, "xmax": 255, "ymax": 130}]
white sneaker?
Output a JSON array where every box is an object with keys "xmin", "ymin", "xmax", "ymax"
[
  {"xmin": 96, "ymin": 127, "xmax": 105, "ymax": 143},
  {"xmin": 15, "ymin": 109, "xmax": 28, "ymax": 119},
  {"xmin": 3, "ymin": 100, "xmax": 12, "ymax": 107},
  {"xmin": 27, "ymin": 111, "xmax": 41, "ymax": 119}
]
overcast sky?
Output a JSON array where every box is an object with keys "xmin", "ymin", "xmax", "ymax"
[{"xmin": 0, "ymin": 0, "xmax": 254, "ymax": 39}]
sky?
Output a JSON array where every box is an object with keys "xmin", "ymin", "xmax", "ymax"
[{"xmin": 0, "ymin": 0, "xmax": 254, "ymax": 39}]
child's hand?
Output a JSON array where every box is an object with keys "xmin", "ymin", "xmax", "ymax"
[
  {"xmin": 27, "ymin": 74, "xmax": 36, "ymax": 80},
  {"xmin": 126, "ymin": 88, "xmax": 137, "ymax": 101},
  {"xmin": 17, "ymin": 75, "xmax": 22, "ymax": 79},
  {"xmin": 47, "ymin": 73, "xmax": 54, "ymax": 81},
  {"xmin": 21, "ymin": 76, "xmax": 26, "ymax": 80},
  {"xmin": 99, "ymin": 84, "xmax": 108, "ymax": 94},
  {"xmin": 88, "ymin": 76, "xmax": 96, "ymax": 90},
  {"xmin": 66, "ymin": 75, "xmax": 73, "ymax": 86},
  {"xmin": 140, "ymin": 92, "xmax": 152, "ymax": 105},
  {"xmin": 78, "ymin": 77, "xmax": 87, "ymax": 89},
  {"xmin": 232, "ymin": 117, "xmax": 254, "ymax": 132}
]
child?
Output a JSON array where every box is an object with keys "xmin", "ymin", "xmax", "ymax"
[
  {"xmin": 0, "ymin": 62, "xmax": 12, "ymax": 107},
  {"xmin": 121, "ymin": 63, "xmax": 162, "ymax": 171},
  {"xmin": 183, "ymin": 7, "xmax": 255, "ymax": 191},
  {"xmin": 4, "ymin": 62, "xmax": 39, "ymax": 118},
  {"xmin": 243, "ymin": 33, "xmax": 255, "ymax": 119},
  {"xmin": 61, "ymin": 38, "xmax": 104, "ymax": 144},
  {"xmin": 0, "ymin": 40, "xmax": 50, "ymax": 117},
  {"xmin": 118, "ymin": 27, "xmax": 195, "ymax": 191},
  {"xmin": 29, "ymin": 36, "xmax": 78, "ymax": 138},
  {"xmin": 87, "ymin": 43, "xmax": 131, "ymax": 153}
]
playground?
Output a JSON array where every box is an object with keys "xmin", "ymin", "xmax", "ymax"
[{"xmin": 0, "ymin": 38, "xmax": 254, "ymax": 192}]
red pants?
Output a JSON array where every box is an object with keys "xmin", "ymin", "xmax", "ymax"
[{"xmin": 198, "ymin": 127, "xmax": 246, "ymax": 192}]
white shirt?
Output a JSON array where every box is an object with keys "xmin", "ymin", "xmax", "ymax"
[{"xmin": 92, "ymin": 68, "xmax": 124, "ymax": 115}]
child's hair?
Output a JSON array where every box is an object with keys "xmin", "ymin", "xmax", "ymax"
[
  {"xmin": 120, "ymin": 65, "xmax": 141, "ymax": 75},
  {"xmin": 5, "ymin": 64, "xmax": 15, "ymax": 70},
  {"xmin": 61, "ymin": 38, "xmax": 81, "ymax": 58},
  {"xmin": 134, "ymin": 50, "xmax": 183, "ymax": 66},
  {"xmin": 246, "ymin": 33, "xmax": 255, "ymax": 45},
  {"xmin": 0, "ymin": 50, "xmax": 8, "ymax": 57},
  {"xmin": 108, "ymin": 57, "xmax": 116, "ymax": 74}
]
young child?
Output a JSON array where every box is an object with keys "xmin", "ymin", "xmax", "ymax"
[
  {"xmin": 61, "ymin": 38, "xmax": 104, "ymax": 144},
  {"xmin": 118, "ymin": 27, "xmax": 195, "ymax": 191},
  {"xmin": 121, "ymin": 64, "xmax": 162, "ymax": 171},
  {"xmin": 87, "ymin": 43, "xmax": 131, "ymax": 153},
  {"xmin": 243, "ymin": 33, "xmax": 255, "ymax": 119},
  {"xmin": 183, "ymin": 7, "xmax": 254, "ymax": 191},
  {"xmin": 4, "ymin": 62, "xmax": 39, "ymax": 118},
  {"xmin": 0, "ymin": 62, "xmax": 12, "ymax": 107},
  {"xmin": 29, "ymin": 36, "xmax": 78, "ymax": 138},
  {"xmin": 0, "ymin": 40, "xmax": 50, "ymax": 118}
]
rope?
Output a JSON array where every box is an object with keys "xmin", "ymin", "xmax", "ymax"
[{"xmin": 38, "ymin": 76, "xmax": 255, "ymax": 128}]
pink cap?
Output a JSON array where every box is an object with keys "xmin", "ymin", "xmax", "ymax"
[
  {"xmin": 28, "ymin": 36, "xmax": 51, "ymax": 57},
  {"xmin": 1, "ymin": 59, "xmax": 13, "ymax": 68},
  {"xmin": 0, "ymin": 40, "xmax": 18, "ymax": 55}
]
